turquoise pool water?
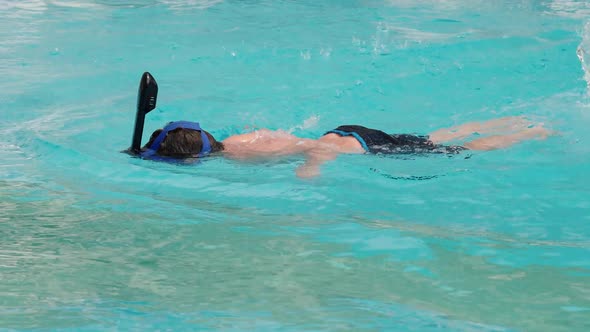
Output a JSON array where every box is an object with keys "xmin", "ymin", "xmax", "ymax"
[{"xmin": 1, "ymin": 0, "xmax": 590, "ymax": 330}]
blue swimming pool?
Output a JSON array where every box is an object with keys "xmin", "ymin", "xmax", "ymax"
[{"xmin": 1, "ymin": 0, "xmax": 590, "ymax": 330}]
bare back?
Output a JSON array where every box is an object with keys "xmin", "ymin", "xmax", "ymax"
[{"xmin": 222, "ymin": 129, "xmax": 364, "ymax": 160}]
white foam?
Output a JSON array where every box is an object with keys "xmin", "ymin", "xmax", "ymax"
[
  {"xmin": 12, "ymin": 0, "xmax": 47, "ymax": 12},
  {"xmin": 159, "ymin": 0, "xmax": 223, "ymax": 10},
  {"xmin": 545, "ymin": 0, "xmax": 590, "ymax": 19},
  {"xmin": 287, "ymin": 115, "xmax": 320, "ymax": 134},
  {"xmin": 47, "ymin": 1, "xmax": 100, "ymax": 8},
  {"xmin": 577, "ymin": 21, "xmax": 590, "ymax": 92}
]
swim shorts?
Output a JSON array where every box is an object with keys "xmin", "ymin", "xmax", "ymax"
[{"xmin": 325, "ymin": 125, "xmax": 466, "ymax": 154}]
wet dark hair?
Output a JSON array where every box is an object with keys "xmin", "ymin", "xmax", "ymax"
[{"xmin": 143, "ymin": 128, "xmax": 224, "ymax": 158}]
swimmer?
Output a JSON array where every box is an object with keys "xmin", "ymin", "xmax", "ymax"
[{"xmin": 125, "ymin": 72, "xmax": 551, "ymax": 178}]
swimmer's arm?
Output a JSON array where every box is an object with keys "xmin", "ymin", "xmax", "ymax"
[{"xmin": 296, "ymin": 149, "xmax": 338, "ymax": 178}]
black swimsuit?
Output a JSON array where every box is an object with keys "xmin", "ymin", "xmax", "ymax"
[{"xmin": 325, "ymin": 125, "xmax": 466, "ymax": 154}]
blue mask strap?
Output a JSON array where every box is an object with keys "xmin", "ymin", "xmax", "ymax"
[
  {"xmin": 144, "ymin": 121, "xmax": 212, "ymax": 157},
  {"xmin": 199, "ymin": 131, "xmax": 211, "ymax": 156}
]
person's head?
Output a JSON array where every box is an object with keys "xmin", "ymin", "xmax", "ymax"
[{"xmin": 143, "ymin": 126, "xmax": 224, "ymax": 158}]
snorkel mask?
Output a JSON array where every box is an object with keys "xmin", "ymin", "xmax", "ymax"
[{"xmin": 125, "ymin": 72, "xmax": 211, "ymax": 161}]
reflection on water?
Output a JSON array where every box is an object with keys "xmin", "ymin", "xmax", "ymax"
[{"xmin": 1, "ymin": 189, "xmax": 589, "ymax": 331}]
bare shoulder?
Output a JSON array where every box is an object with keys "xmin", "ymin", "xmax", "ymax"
[{"xmin": 222, "ymin": 131, "xmax": 258, "ymax": 145}]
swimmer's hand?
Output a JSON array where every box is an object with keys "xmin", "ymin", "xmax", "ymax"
[{"xmin": 296, "ymin": 164, "xmax": 320, "ymax": 178}]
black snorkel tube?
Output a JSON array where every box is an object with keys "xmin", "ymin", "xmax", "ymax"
[{"xmin": 127, "ymin": 72, "xmax": 158, "ymax": 155}]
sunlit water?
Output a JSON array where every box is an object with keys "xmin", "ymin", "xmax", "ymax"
[{"xmin": 1, "ymin": 0, "xmax": 590, "ymax": 331}]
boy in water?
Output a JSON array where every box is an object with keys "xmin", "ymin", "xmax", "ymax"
[{"xmin": 142, "ymin": 116, "xmax": 549, "ymax": 178}]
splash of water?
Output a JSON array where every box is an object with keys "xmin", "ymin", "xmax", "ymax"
[{"xmin": 287, "ymin": 115, "xmax": 320, "ymax": 133}]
